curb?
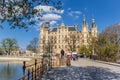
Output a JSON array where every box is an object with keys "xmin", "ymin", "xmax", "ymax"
[{"xmin": 94, "ymin": 60, "xmax": 120, "ymax": 67}]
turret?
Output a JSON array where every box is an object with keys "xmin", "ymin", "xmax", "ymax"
[
  {"xmin": 91, "ymin": 16, "xmax": 96, "ymax": 28},
  {"xmin": 83, "ymin": 15, "xmax": 87, "ymax": 25},
  {"xmin": 81, "ymin": 15, "xmax": 88, "ymax": 33},
  {"xmin": 60, "ymin": 22, "xmax": 65, "ymax": 27},
  {"xmin": 39, "ymin": 22, "xmax": 49, "ymax": 52},
  {"xmin": 74, "ymin": 24, "xmax": 78, "ymax": 31},
  {"xmin": 81, "ymin": 15, "xmax": 89, "ymax": 46},
  {"xmin": 91, "ymin": 17, "xmax": 97, "ymax": 37}
]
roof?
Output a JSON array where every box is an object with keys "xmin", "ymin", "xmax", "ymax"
[
  {"xmin": 52, "ymin": 28, "xmax": 57, "ymax": 32},
  {"xmin": 51, "ymin": 26, "xmax": 77, "ymax": 32},
  {"xmin": 68, "ymin": 27, "xmax": 76, "ymax": 31}
]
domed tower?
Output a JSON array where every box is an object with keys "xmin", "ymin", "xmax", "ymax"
[
  {"xmin": 81, "ymin": 15, "xmax": 89, "ymax": 46},
  {"xmin": 90, "ymin": 17, "xmax": 97, "ymax": 37},
  {"xmin": 39, "ymin": 22, "xmax": 49, "ymax": 53}
]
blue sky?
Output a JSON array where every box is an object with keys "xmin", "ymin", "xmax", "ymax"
[{"xmin": 0, "ymin": 0, "xmax": 120, "ymax": 50}]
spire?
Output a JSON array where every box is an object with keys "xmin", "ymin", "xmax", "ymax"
[
  {"xmin": 91, "ymin": 16, "xmax": 96, "ymax": 27},
  {"xmin": 61, "ymin": 22, "xmax": 65, "ymax": 27},
  {"xmin": 92, "ymin": 16, "xmax": 95, "ymax": 23},
  {"xmin": 82, "ymin": 15, "xmax": 86, "ymax": 25}
]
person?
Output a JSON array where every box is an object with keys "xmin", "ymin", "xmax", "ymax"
[
  {"xmin": 66, "ymin": 55, "xmax": 71, "ymax": 66},
  {"xmin": 60, "ymin": 49, "xmax": 65, "ymax": 66},
  {"xmin": 61, "ymin": 49, "xmax": 64, "ymax": 58}
]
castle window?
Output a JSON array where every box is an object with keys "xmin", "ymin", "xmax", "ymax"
[
  {"xmin": 55, "ymin": 46, "xmax": 56, "ymax": 49},
  {"xmin": 43, "ymin": 41, "xmax": 45, "ymax": 43},
  {"xmin": 82, "ymin": 40, "xmax": 84, "ymax": 43},
  {"xmin": 62, "ymin": 40, "xmax": 64, "ymax": 43},
  {"xmin": 65, "ymin": 35, "xmax": 67, "ymax": 38},
  {"xmin": 43, "ymin": 36, "xmax": 45, "ymax": 39}
]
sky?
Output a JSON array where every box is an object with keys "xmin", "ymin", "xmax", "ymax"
[{"xmin": 0, "ymin": 0, "xmax": 120, "ymax": 50}]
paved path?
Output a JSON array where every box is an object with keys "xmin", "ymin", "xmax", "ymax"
[{"xmin": 40, "ymin": 58, "xmax": 120, "ymax": 80}]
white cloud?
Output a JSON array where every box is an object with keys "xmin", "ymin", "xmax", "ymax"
[
  {"xmin": 41, "ymin": 13, "xmax": 61, "ymax": 21},
  {"xmin": 50, "ymin": 20, "xmax": 57, "ymax": 25},
  {"xmin": 68, "ymin": 8, "xmax": 71, "ymax": 11},
  {"xmin": 34, "ymin": 20, "xmax": 57, "ymax": 31},
  {"xmin": 68, "ymin": 9, "xmax": 82, "ymax": 19},
  {"xmin": 72, "ymin": 11, "xmax": 81, "ymax": 14},
  {"xmin": 75, "ymin": 16, "xmax": 79, "ymax": 19},
  {"xmin": 33, "ymin": 5, "xmax": 64, "ymax": 30},
  {"xmin": 34, "ymin": 5, "xmax": 64, "ymax": 14},
  {"xmin": 68, "ymin": 11, "xmax": 82, "ymax": 16}
]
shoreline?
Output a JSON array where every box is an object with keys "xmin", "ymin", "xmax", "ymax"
[
  {"xmin": 0, "ymin": 56, "xmax": 42, "ymax": 65},
  {"xmin": 0, "ymin": 56, "xmax": 32, "ymax": 62}
]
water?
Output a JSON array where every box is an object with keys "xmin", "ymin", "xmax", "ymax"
[{"xmin": 0, "ymin": 62, "xmax": 23, "ymax": 80}]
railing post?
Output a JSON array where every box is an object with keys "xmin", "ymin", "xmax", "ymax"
[
  {"xmin": 35, "ymin": 59, "xmax": 37, "ymax": 80},
  {"xmin": 42, "ymin": 58, "xmax": 44, "ymax": 74},
  {"xmin": 32, "ymin": 67, "xmax": 34, "ymax": 80},
  {"xmin": 27, "ymin": 69, "xmax": 30, "ymax": 80},
  {"xmin": 22, "ymin": 61, "xmax": 26, "ymax": 80},
  {"xmin": 50, "ymin": 58, "xmax": 52, "ymax": 69}
]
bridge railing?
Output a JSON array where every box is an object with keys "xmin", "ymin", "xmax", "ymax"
[
  {"xmin": 18, "ymin": 56, "xmax": 61, "ymax": 80},
  {"xmin": 18, "ymin": 58, "xmax": 46, "ymax": 80}
]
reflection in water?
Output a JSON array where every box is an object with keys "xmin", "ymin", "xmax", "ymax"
[{"xmin": 0, "ymin": 62, "xmax": 22, "ymax": 80}]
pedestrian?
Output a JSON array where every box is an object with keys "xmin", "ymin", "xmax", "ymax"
[
  {"xmin": 60, "ymin": 49, "xmax": 65, "ymax": 66},
  {"xmin": 66, "ymin": 56, "xmax": 71, "ymax": 66},
  {"xmin": 61, "ymin": 49, "xmax": 64, "ymax": 58}
]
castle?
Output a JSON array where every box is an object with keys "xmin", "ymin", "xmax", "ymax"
[{"xmin": 39, "ymin": 16, "xmax": 97, "ymax": 54}]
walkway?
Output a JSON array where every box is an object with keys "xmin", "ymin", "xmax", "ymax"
[{"xmin": 40, "ymin": 58, "xmax": 120, "ymax": 80}]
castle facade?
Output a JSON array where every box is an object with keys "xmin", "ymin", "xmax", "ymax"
[{"xmin": 39, "ymin": 16, "xmax": 97, "ymax": 54}]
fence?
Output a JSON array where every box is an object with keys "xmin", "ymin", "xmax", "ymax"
[
  {"xmin": 18, "ymin": 58, "xmax": 45, "ymax": 80},
  {"xmin": 18, "ymin": 57, "xmax": 61, "ymax": 80}
]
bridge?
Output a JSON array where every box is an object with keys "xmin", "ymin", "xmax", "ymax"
[{"xmin": 40, "ymin": 58, "xmax": 120, "ymax": 80}]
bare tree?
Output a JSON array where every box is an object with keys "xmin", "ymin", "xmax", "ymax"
[
  {"xmin": 26, "ymin": 37, "xmax": 39, "ymax": 53},
  {"xmin": 102, "ymin": 23, "xmax": 120, "ymax": 54},
  {"xmin": 96, "ymin": 23, "xmax": 120, "ymax": 61},
  {"xmin": 65, "ymin": 33, "xmax": 79, "ymax": 52},
  {"xmin": 102, "ymin": 23, "xmax": 120, "ymax": 44},
  {"xmin": 45, "ymin": 36, "xmax": 56, "ymax": 53}
]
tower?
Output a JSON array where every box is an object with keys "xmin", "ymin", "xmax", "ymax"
[
  {"xmin": 81, "ymin": 15, "xmax": 88, "ymax": 33},
  {"xmin": 91, "ymin": 17, "xmax": 97, "ymax": 37},
  {"xmin": 39, "ymin": 22, "xmax": 49, "ymax": 53},
  {"xmin": 81, "ymin": 15, "xmax": 89, "ymax": 46}
]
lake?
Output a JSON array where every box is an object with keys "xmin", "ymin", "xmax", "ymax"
[{"xmin": 0, "ymin": 62, "xmax": 23, "ymax": 80}]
